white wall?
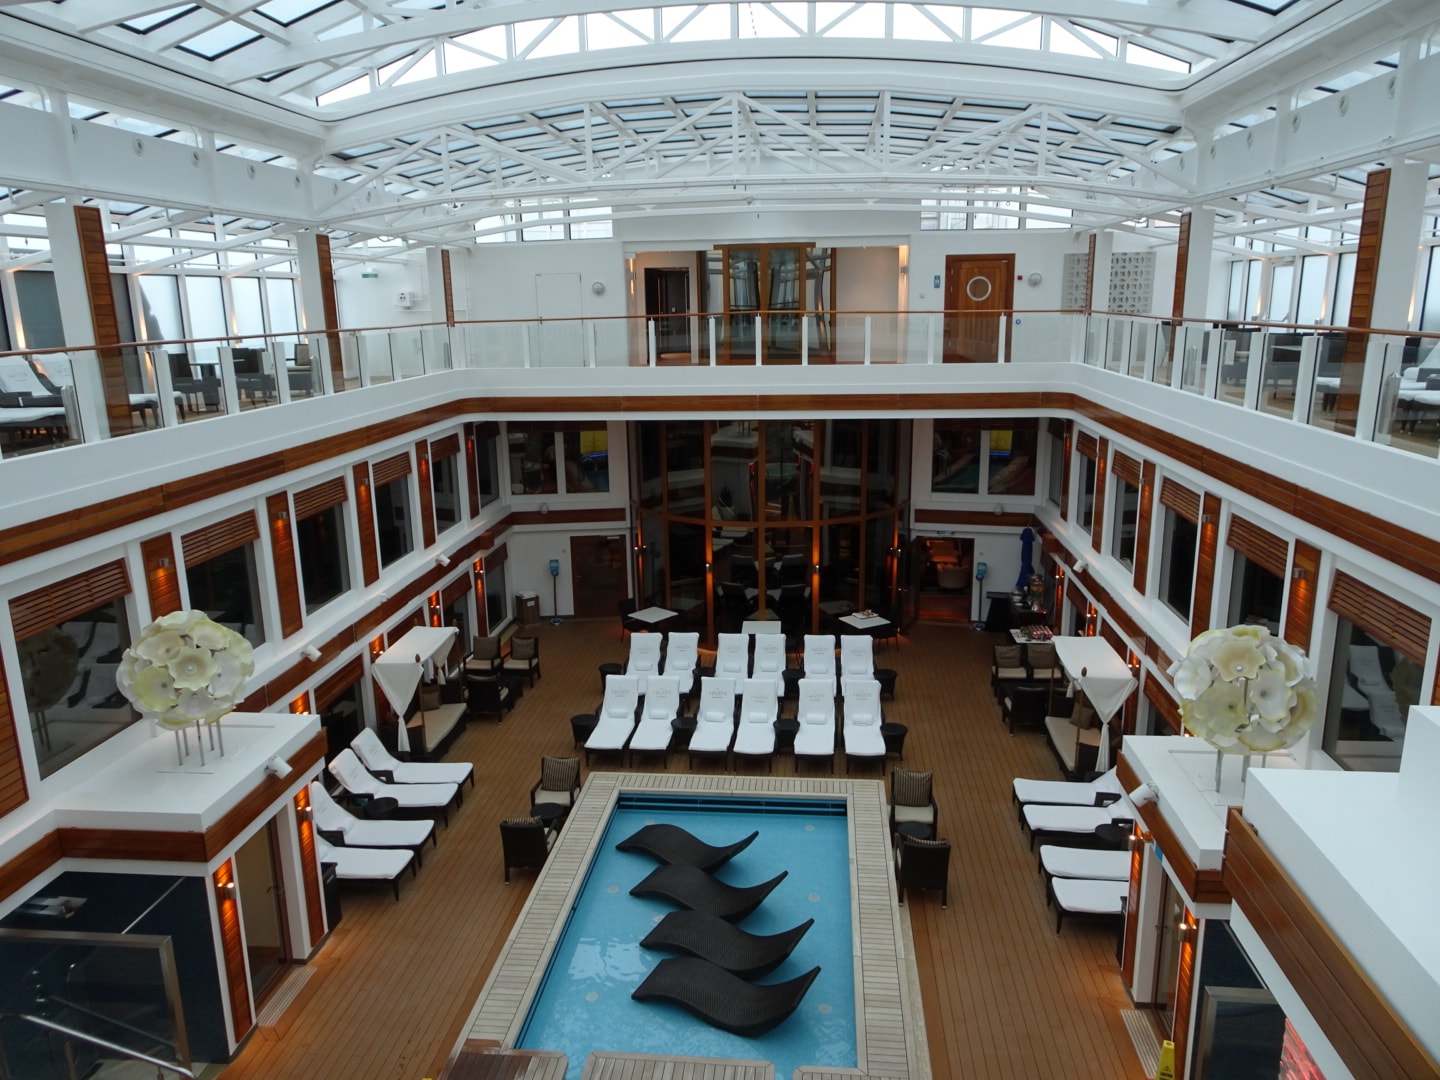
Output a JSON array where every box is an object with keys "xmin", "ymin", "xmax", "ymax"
[
  {"xmin": 461, "ymin": 240, "xmax": 626, "ymax": 322},
  {"xmin": 334, "ymin": 255, "xmax": 431, "ymax": 328}
]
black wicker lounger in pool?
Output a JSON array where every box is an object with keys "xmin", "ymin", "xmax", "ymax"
[
  {"xmin": 641, "ymin": 909, "xmax": 814, "ymax": 979},
  {"xmin": 630, "ymin": 864, "xmax": 787, "ymax": 922},
  {"xmin": 616, "ymin": 823, "xmax": 759, "ymax": 871},
  {"xmin": 632, "ymin": 957, "xmax": 821, "ymax": 1036}
]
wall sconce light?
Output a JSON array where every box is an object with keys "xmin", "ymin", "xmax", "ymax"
[
  {"xmin": 473, "ymin": 559, "xmax": 483, "ymax": 574},
  {"xmin": 813, "ymin": 563, "xmax": 821, "ymax": 574},
  {"xmin": 993, "ymin": 505, "xmax": 1004, "ymax": 516},
  {"xmin": 705, "ymin": 561, "xmax": 712, "ymax": 572},
  {"xmin": 301, "ymin": 644, "xmax": 323, "ymax": 662},
  {"xmin": 370, "ymin": 638, "xmax": 384, "ymax": 660},
  {"xmin": 217, "ymin": 880, "xmax": 237, "ymax": 903},
  {"xmin": 276, "ymin": 510, "xmax": 289, "ymax": 523},
  {"xmin": 156, "ymin": 556, "xmax": 172, "ymax": 568},
  {"xmin": 1201, "ymin": 514, "xmax": 1215, "ymax": 525},
  {"xmin": 298, "ymin": 805, "xmax": 313, "ymax": 823},
  {"xmin": 1291, "ymin": 567, "xmax": 1308, "ymax": 580},
  {"xmin": 437, "ymin": 553, "xmax": 451, "ymax": 567}
]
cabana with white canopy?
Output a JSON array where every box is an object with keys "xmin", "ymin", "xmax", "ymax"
[
  {"xmin": 1052, "ymin": 636, "xmax": 1138, "ymax": 774},
  {"xmin": 372, "ymin": 626, "xmax": 459, "ymax": 753}
]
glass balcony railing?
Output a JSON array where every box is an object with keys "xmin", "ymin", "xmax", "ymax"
[{"xmin": 1, "ymin": 313, "xmax": 1436, "ymax": 463}]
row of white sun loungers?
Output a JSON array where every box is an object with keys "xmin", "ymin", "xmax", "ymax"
[{"xmin": 1011, "ymin": 767, "xmax": 1136, "ymax": 931}]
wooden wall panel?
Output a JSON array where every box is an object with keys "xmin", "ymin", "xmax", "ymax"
[
  {"xmin": 1172, "ymin": 211, "xmax": 1191, "ymax": 321},
  {"xmin": 1334, "ymin": 168, "xmax": 1390, "ymax": 436},
  {"xmin": 1329, "ymin": 571, "xmax": 1431, "ymax": 662},
  {"xmin": 294, "ymin": 787, "xmax": 326, "ymax": 949},
  {"xmin": 10, "ymin": 560, "xmax": 131, "ymax": 639},
  {"xmin": 1224, "ymin": 809, "xmax": 1440, "ymax": 1080},
  {"xmin": 182, "ymin": 512, "xmax": 261, "ymax": 567},
  {"xmin": 0, "ymin": 833, "xmax": 60, "ymax": 901},
  {"xmin": 267, "ymin": 494, "xmax": 303, "ymax": 639},
  {"xmin": 354, "ymin": 463, "xmax": 379, "ymax": 587},
  {"xmin": 215, "ymin": 858, "xmax": 254, "ymax": 1043},
  {"xmin": 293, "ymin": 477, "xmax": 348, "ymax": 520},
  {"xmin": 1144, "ymin": 673, "xmax": 1182, "ymax": 734},
  {"xmin": 1284, "ymin": 540, "xmax": 1321, "ymax": 648},
  {"xmin": 1121, "ymin": 823, "xmax": 1144, "ymax": 985},
  {"xmin": 314, "ymin": 656, "xmax": 364, "ymax": 712},
  {"xmin": 432, "ymin": 433, "xmax": 461, "ymax": 460},
  {"xmin": 1190, "ymin": 492, "xmax": 1221, "ymax": 639},
  {"xmin": 140, "ymin": 534, "xmax": 182, "ymax": 618},
  {"xmin": 0, "ymin": 661, "xmax": 27, "ymax": 816},
  {"xmin": 1117, "ymin": 757, "xmax": 1227, "ymax": 904},
  {"xmin": 1059, "ymin": 421, "xmax": 1072, "ymax": 522},
  {"xmin": 1227, "ymin": 514, "xmax": 1288, "ymax": 578},
  {"xmin": 416, "ymin": 440, "xmax": 436, "ymax": 549},
  {"xmin": 1075, "ymin": 431, "xmax": 1098, "ymax": 460},
  {"xmin": 1171, "ymin": 911, "xmax": 1198, "ymax": 1080},
  {"xmin": 464, "ymin": 424, "xmax": 481, "ymax": 522},
  {"xmin": 73, "ymin": 205, "xmax": 138, "ymax": 437},
  {"xmin": 441, "ymin": 249, "xmax": 455, "ymax": 327},
  {"xmin": 316, "ymin": 233, "xmax": 344, "ymax": 394},
  {"xmin": 1090, "ymin": 437, "xmax": 1108, "ymax": 552},
  {"xmin": 1133, "ymin": 461, "xmax": 1156, "ymax": 593},
  {"xmin": 1084, "ymin": 233, "xmax": 1096, "ymax": 314},
  {"xmin": 440, "ymin": 575, "xmax": 470, "ymax": 609}
]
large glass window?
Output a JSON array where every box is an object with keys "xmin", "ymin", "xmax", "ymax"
[
  {"xmin": 1331, "ymin": 252, "xmax": 1356, "ymax": 327},
  {"xmin": 321, "ymin": 681, "xmax": 363, "ymax": 764},
  {"xmin": 375, "ymin": 475, "xmax": 413, "ymax": 567},
  {"xmin": 484, "ymin": 561, "xmax": 507, "ymax": 631},
  {"xmin": 432, "ymin": 453, "xmax": 461, "ymax": 532},
  {"xmin": 1160, "ymin": 509, "xmax": 1197, "ymax": 620},
  {"xmin": 296, "ymin": 503, "xmax": 349, "ymax": 612},
  {"xmin": 508, "ymin": 430, "xmax": 557, "ymax": 495},
  {"xmin": 231, "ymin": 278, "xmax": 264, "ymax": 346},
  {"xmin": 1267, "ymin": 261, "xmax": 1294, "ymax": 322},
  {"xmin": 19, "ymin": 597, "xmax": 136, "ymax": 778},
  {"xmin": 186, "ymin": 543, "xmax": 265, "ymax": 648},
  {"xmin": 562, "ymin": 428, "xmax": 608, "ymax": 492},
  {"xmin": 1111, "ymin": 478, "xmax": 1139, "ymax": 567},
  {"xmin": 1078, "ymin": 454, "xmax": 1097, "ymax": 532},
  {"xmin": 1295, "ymin": 255, "xmax": 1327, "ymax": 325},
  {"xmin": 477, "ymin": 428, "xmax": 501, "ymax": 507},
  {"xmin": 138, "ymin": 276, "xmax": 184, "ymax": 341},
  {"xmin": 1323, "ymin": 623, "xmax": 1418, "ymax": 772},
  {"xmin": 1226, "ymin": 553, "xmax": 1283, "ymax": 633},
  {"xmin": 987, "ymin": 423, "xmax": 1037, "ymax": 496},
  {"xmin": 931, "ymin": 421, "xmax": 980, "ymax": 493},
  {"xmin": 1046, "ymin": 427, "xmax": 1065, "ymax": 507}
]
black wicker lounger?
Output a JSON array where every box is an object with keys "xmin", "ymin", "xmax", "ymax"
[
  {"xmin": 632, "ymin": 957, "xmax": 821, "ymax": 1035},
  {"xmin": 630, "ymin": 864, "xmax": 787, "ymax": 922},
  {"xmin": 616, "ymin": 823, "xmax": 759, "ymax": 871},
  {"xmin": 641, "ymin": 909, "xmax": 814, "ymax": 978}
]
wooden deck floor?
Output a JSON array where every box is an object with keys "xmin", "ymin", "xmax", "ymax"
[{"xmin": 217, "ymin": 619, "xmax": 1147, "ymax": 1080}]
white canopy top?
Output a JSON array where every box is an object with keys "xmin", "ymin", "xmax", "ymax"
[
  {"xmin": 1053, "ymin": 636, "xmax": 1137, "ymax": 773},
  {"xmin": 372, "ymin": 626, "xmax": 458, "ymax": 753}
]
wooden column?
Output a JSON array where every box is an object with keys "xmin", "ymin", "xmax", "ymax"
[
  {"xmin": 1171, "ymin": 212, "xmax": 1191, "ymax": 322},
  {"xmin": 267, "ymin": 494, "xmax": 303, "ymax": 638},
  {"xmin": 294, "ymin": 788, "xmax": 326, "ymax": 949},
  {"xmin": 416, "ymin": 440, "xmax": 436, "ymax": 549},
  {"xmin": 1058, "ymin": 420, "xmax": 1072, "ymax": 522},
  {"xmin": 1190, "ymin": 492, "xmax": 1222, "ymax": 638},
  {"xmin": 1132, "ymin": 461, "xmax": 1156, "ymax": 593},
  {"xmin": 1334, "ymin": 169, "xmax": 1389, "ymax": 435},
  {"xmin": 465, "ymin": 424, "xmax": 482, "ymax": 521},
  {"xmin": 441, "ymin": 250, "xmax": 455, "ymax": 327},
  {"xmin": 1083, "ymin": 233, "xmax": 1097, "ymax": 315},
  {"xmin": 1284, "ymin": 540, "xmax": 1321, "ymax": 648},
  {"xmin": 1090, "ymin": 437, "xmax": 1109, "ymax": 552},
  {"xmin": 353, "ymin": 462, "xmax": 379, "ymax": 587},
  {"xmin": 140, "ymin": 535, "xmax": 182, "ymax": 618},
  {"xmin": 316, "ymin": 233, "xmax": 344, "ymax": 393},
  {"xmin": 214, "ymin": 858, "xmax": 254, "ymax": 1042},
  {"xmin": 73, "ymin": 206, "xmax": 139, "ymax": 437},
  {"xmin": 0, "ymin": 663, "xmax": 26, "ymax": 816}
]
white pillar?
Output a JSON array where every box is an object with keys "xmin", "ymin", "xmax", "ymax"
[
  {"xmin": 1370, "ymin": 161, "xmax": 1427, "ymax": 332},
  {"xmin": 1181, "ymin": 208, "xmax": 1216, "ymax": 320},
  {"xmin": 1090, "ymin": 232, "xmax": 1114, "ymax": 313}
]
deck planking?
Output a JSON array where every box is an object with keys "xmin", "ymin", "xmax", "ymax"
[{"xmin": 217, "ymin": 619, "xmax": 1147, "ymax": 1080}]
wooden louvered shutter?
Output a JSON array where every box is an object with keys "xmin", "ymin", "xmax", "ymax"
[
  {"xmin": 293, "ymin": 477, "xmax": 348, "ymax": 520},
  {"xmin": 440, "ymin": 575, "xmax": 470, "ymax": 608},
  {"xmin": 182, "ymin": 512, "xmax": 261, "ymax": 567},
  {"xmin": 1112, "ymin": 452, "xmax": 1141, "ymax": 488},
  {"xmin": 1159, "ymin": 478, "xmax": 1201, "ymax": 523},
  {"xmin": 314, "ymin": 657, "xmax": 364, "ymax": 711},
  {"xmin": 371, "ymin": 453, "xmax": 412, "ymax": 486},
  {"xmin": 11, "ymin": 560, "xmax": 132, "ymax": 640},
  {"xmin": 1226, "ymin": 515, "xmax": 1288, "ymax": 578},
  {"xmin": 1075, "ymin": 431, "xmax": 1098, "ymax": 460},
  {"xmin": 1328, "ymin": 571, "xmax": 1431, "ymax": 662},
  {"xmin": 432, "ymin": 433, "xmax": 461, "ymax": 460}
]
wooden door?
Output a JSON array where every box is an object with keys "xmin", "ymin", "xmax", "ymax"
[
  {"xmin": 943, "ymin": 254, "xmax": 1015, "ymax": 362},
  {"xmin": 569, "ymin": 535, "xmax": 628, "ymax": 618},
  {"xmin": 644, "ymin": 267, "xmax": 691, "ymax": 358}
]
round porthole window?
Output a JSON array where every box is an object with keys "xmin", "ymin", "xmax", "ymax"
[{"xmin": 965, "ymin": 275, "xmax": 993, "ymax": 302}]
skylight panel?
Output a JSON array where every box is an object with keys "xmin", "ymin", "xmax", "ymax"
[
  {"xmin": 318, "ymin": 75, "xmax": 371, "ymax": 107},
  {"xmin": 257, "ymin": 0, "xmax": 340, "ymax": 27},
  {"xmin": 121, "ymin": 6, "xmax": 197, "ymax": 33},
  {"xmin": 971, "ymin": 9, "xmax": 1040, "ymax": 50},
  {"xmin": 179, "ymin": 24, "xmax": 263, "ymax": 61},
  {"xmin": 891, "ymin": 5, "xmax": 953, "ymax": 43},
  {"xmin": 1125, "ymin": 42, "xmax": 1189, "ymax": 73},
  {"xmin": 818, "ymin": 3, "xmax": 885, "ymax": 38},
  {"xmin": 517, "ymin": 17, "xmax": 580, "ymax": 60},
  {"xmin": 587, "ymin": 13, "xmax": 653, "ymax": 50},
  {"xmin": 379, "ymin": 49, "xmax": 437, "ymax": 86},
  {"xmin": 740, "ymin": 3, "xmax": 804, "ymax": 39},
  {"xmin": 317, "ymin": 15, "xmax": 365, "ymax": 40},
  {"xmin": 666, "ymin": 6, "xmax": 731, "ymax": 43}
]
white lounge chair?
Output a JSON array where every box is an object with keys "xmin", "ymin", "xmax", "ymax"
[
  {"xmin": 803, "ymin": 635, "xmax": 837, "ymax": 681},
  {"xmin": 309, "ymin": 781, "xmax": 436, "ymax": 865},
  {"xmin": 351, "ymin": 728, "xmax": 474, "ymax": 797},
  {"xmin": 714, "ymin": 632, "xmax": 750, "ymax": 682},
  {"xmin": 586, "ymin": 673, "xmax": 640, "ymax": 763},
  {"xmin": 841, "ymin": 677, "xmax": 885, "ymax": 773},
  {"xmin": 840, "ymin": 635, "xmax": 873, "ymax": 678},
  {"xmin": 627, "ymin": 632, "xmax": 664, "ymax": 691},
  {"xmin": 1047, "ymin": 876, "xmax": 1128, "ymax": 932},
  {"xmin": 732, "ymin": 677, "xmax": 779, "ymax": 770},
  {"xmin": 1038, "ymin": 845, "xmax": 1130, "ymax": 882},
  {"xmin": 1011, "ymin": 767, "xmax": 1122, "ymax": 825},
  {"xmin": 1021, "ymin": 799, "xmax": 1134, "ymax": 851},
  {"xmin": 629, "ymin": 674, "xmax": 681, "ymax": 764},
  {"xmin": 751, "ymin": 634, "xmax": 787, "ymax": 697},
  {"xmin": 316, "ymin": 834, "xmax": 415, "ymax": 901},
  {"xmin": 663, "ymin": 631, "xmax": 700, "ymax": 695},
  {"xmin": 328, "ymin": 748, "xmax": 458, "ymax": 825},
  {"xmin": 688, "ymin": 676, "xmax": 737, "ymax": 766},
  {"xmin": 793, "ymin": 677, "xmax": 836, "ymax": 770}
]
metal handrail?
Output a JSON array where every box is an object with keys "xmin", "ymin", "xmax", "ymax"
[{"xmin": 5, "ymin": 1012, "xmax": 195, "ymax": 1078}]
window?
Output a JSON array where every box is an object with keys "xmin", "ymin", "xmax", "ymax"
[
  {"xmin": 1226, "ymin": 553, "xmax": 1283, "ymax": 632},
  {"xmin": 15, "ymin": 594, "xmax": 136, "ymax": 778},
  {"xmin": 1111, "ymin": 478, "xmax": 1139, "ymax": 567},
  {"xmin": 476, "ymin": 427, "xmax": 501, "ymax": 507},
  {"xmin": 1322, "ymin": 623, "xmax": 1417, "ymax": 772},
  {"xmin": 1046, "ymin": 427, "xmax": 1065, "ymax": 507},
  {"xmin": 1267, "ymin": 261, "xmax": 1294, "ymax": 322},
  {"xmin": 1078, "ymin": 455, "xmax": 1097, "ymax": 532},
  {"xmin": 432, "ymin": 452, "xmax": 461, "ymax": 532},
  {"xmin": 562, "ymin": 428, "xmax": 608, "ymax": 492},
  {"xmin": 296, "ymin": 503, "xmax": 349, "ymax": 612},
  {"xmin": 1295, "ymin": 254, "xmax": 1327, "ymax": 325},
  {"xmin": 375, "ymin": 474, "xmax": 413, "ymax": 567},
  {"xmin": 186, "ymin": 543, "xmax": 265, "ymax": 648},
  {"xmin": 509, "ymin": 430, "xmax": 557, "ymax": 494},
  {"xmin": 484, "ymin": 560, "xmax": 507, "ymax": 630},
  {"xmin": 1332, "ymin": 252, "xmax": 1356, "ymax": 327},
  {"xmin": 320, "ymin": 680, "xmax": 363, "ymax": 763},
  {"xmin": 932, "ymin": 421, "xmax": 980, "ymax": 494},
  {"xmin": 987, "ymin": 423, "xmax": 1036, "ymax": 496},
  {"xmin": 1159, "ymin": 509, "xmax": 1197, "ymax": 619}
]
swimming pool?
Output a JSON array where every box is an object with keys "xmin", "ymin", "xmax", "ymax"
[{"xmin": 517, "ymin": 793, "xmax": 857, "ymax": 1076}]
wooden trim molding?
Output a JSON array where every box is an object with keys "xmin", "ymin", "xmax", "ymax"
[
  {"xmin": 507, "ymin": 506, "xmax": 628, "ymax": 527},
  {"xmin": 215, "ymin": 857, "xmax": 254, "ymax": 1043},
  {"xmin": 914, "ymin": 508, "xmax": 1038, "ymax": 528},
  {"xmin": 1075, "ymin": 430, "xmax": 1098, "ymax": 460},
  {"xmin": 140, "ymin": 535, "xmax": 182, "ymax": 618},
  {"xmin": 1223, "ymin": 808, "xmax": 1440, "ymax": 1080},
  {"xmin": 354, "ymin": 462, "xmax": 379, "ymax": 588},
  {"xmin": 1117, "ymin": 756, "xmax": 1227, "ymax": 905},
  {"xmin": 1159, "ymin": 476, "xmax": 1201, "ymax": 524},
  {"xmin": 1329, "ymin": 570, "xmax": 1431, "ymax": 663},
  {"xmin": 1089, "ymin": 436, "xmax": 1108, "ymax": 553},
  {"xmin": 267, "ymin": 494, "xmax": 303, "ymax": 640},
  {"xmin": 295, "ymin": 787, "xmax": 326, "ymax": 950},
  {"xmin": 1133, "ymin": 461, "xmax": 1156, "ymax": 593},
  {"xmin": 0, "ymin": 660, "xmax": 27, "ymax": 817},
  {"xmin": 432, "ymin": 433, "xmax": 461, "ymax": 460},
  {"xmin": 1112, "ymin": 450, "xmax": 1141, "ymax": 488},
  {"xmin": 371, "ymin": 452, "xmax": 412, "ymax": 486},
  {"xmin": 292, "ymin": 477, "xmax": 348, "ymax": 520},
  {"xmin": 1284, "ymin": 540, "xmax": 1321, "ymax": 648},
  {"xmin": 314, "ymin": 656, "xmax": 364, "ymax": 712},
  {"xmin": 1190, "ymin": 492, "xmax": 1222, "ymax": 639},
  {"xmin": 417, "ymin": 440, "xmax": 436, "ymax": 550},
  {"xmin": 1143, "ymin": 673, "xmax": 1182, "ymax": 734}
]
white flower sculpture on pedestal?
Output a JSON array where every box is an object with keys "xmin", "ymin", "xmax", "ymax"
[
  {"xmin": 117, "ymin": 610, "xmax": 254, "ymax": 732},
  {"xmin": 1169, "ymin": 625, "xmax": 1318, "ymax": 753}
]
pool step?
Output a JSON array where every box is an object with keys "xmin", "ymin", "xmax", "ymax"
[
  {"xmin": 582, "ymin": 1050, "xmax": 774, "ymax": 1078},
  {"xmin": 440, "ymin": 1041, "xmax": 567, "ymax": 1080}
]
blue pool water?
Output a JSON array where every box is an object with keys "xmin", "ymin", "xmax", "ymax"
[{"xmin": 518, "ymin": 794, "xmax": 857, "ymax": 1077}]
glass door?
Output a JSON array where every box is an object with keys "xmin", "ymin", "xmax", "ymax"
[
  {"xmin": 236, "ymin": 819, "xmax": 290, "ymax": 1004},
  {"xmin": 1152, "ymin": 873, "xmax": 1185, "ymax": 1036}
]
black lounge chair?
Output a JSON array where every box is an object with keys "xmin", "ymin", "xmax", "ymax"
[
  {"xmin": 616, "ymin": 823, "xmax": 759, "ymax": 871},
  {"xmin": 630, "ymin": 864, "xmax": 787, "ymax": 922},
  {"xmin": 641, "ymin": 909, "xmax": 813, "ymax": 979},
  {"xmin": 632, "ymin": 957, "xmax": 820, "ymax": 1036}
]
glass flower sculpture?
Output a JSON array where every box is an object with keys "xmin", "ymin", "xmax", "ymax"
[
  {"xmin": 1169, "ymin": 625, "xmax": 1318, "ymax": 753},
  {"xmin": 117, "ymin": 610, "xmax": 254, "ymax": 730}
]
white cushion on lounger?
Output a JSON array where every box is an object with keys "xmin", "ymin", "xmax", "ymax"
[
  {"xmin": 1013, "ymin": 767, "xmax": 1121, "ymax": 807},
  {"xmin": 733, "ymin": 678, "xmax": 778, "ymax": 757},
  {"xmin": 803, "ymin": 635, "xmax": 837, "ymax": 678},
  {"xmin": 714, "ymin": 633, "xmax": 750, "ymax": 680},
  {"xmin": 629, "ymin": 675, "xmax": 681, "ymax": 753},
  {"xmin": 310, "ymin": 782, "xmax": 434, "ymax": 850},
  {"xmin": 316, "ymin": 835, "xmax": 413, "ymax": 884},
  {"xmin": 328, "ymin": 749, "xmax": 456, "ymax": 809},
  {"xmin": 351, "ymin": 727, "xmax": 473, "ymax": 787},
  {"xmin": 587, "ymin": 674, "xmax": 640, "ymax": 752},
  {"xmin": 663, "ymin": 632, "xmax": 699, "ymax": 693},
  {"xmin": 1039, "ymin": 846, "xmax": 1130, "ymax": 881},
  {"xmin": 842, "ymin": 678, "xmax": 885, "ymax": 760},
  {"xmin": 1023, "ymin": 800, "xmax": 1132, "ymax": 836},
  {"xmin": 1051, "ymin": 877, "xmax": 1127, "ymax": 916},
  {"xmin": 794, "ymin": 677, "xmax": 836, "ymax": 758},
  {"xmin": 0, "ymin": 356, "xmax": 52, "ymax": 396},
  {"xmin": 690, "ymin": 676, "xmax": 737, "ymax": 754}
]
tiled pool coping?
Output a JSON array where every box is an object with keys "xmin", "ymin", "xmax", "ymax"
[{"xmin": 455, "ymin": 773, "xmax": 931, "ymax": 1078}]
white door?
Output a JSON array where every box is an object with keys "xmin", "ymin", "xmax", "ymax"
[{"xmin": 534, "ymin": 273, "xmax": 583, "ymax": 367}]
